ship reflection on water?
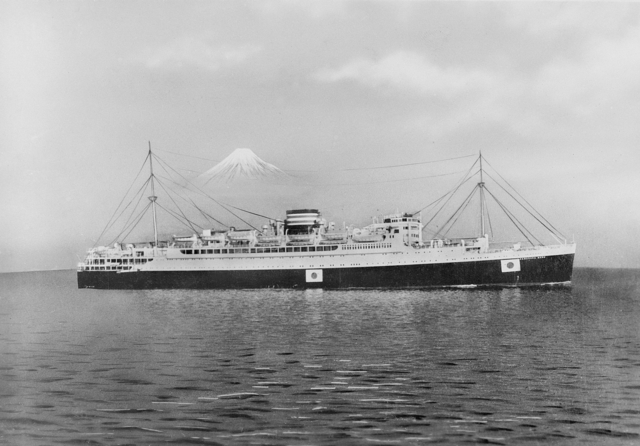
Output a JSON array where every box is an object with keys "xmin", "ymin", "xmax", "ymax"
[{"xmin": 1, "ymin": 269, "xmax": 639, "ymax": 444}]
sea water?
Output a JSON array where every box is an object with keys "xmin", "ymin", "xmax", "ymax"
[{"xmin": 0, "ymin": 269, "xmax": 638, "ymax": 445}]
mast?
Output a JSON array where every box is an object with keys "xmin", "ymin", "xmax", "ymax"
[
  {"xmin": 478, "ymin": 151, "xmax": 486, "ymax": 237},
  {"xmin": 148, "ymin": 141, "xmax": 159, "ymax": 247}
]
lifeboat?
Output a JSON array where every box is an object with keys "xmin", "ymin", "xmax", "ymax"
[
  {"xmin": 352, "ymin": 229, "xmax": 384, "ymax": 243},
  {"xmin": 321, "ymin": 232, "xmax": 348, "ymax": 244},
  {"xmin": 174, "ymin": 234, "xmax": 198, "ymax": 243},
  {"xmin": 256, "ymin": 235, "xmax": 283, "ymax": 246},
  {"xmin": 201, "ymin": 229, "xmax": 226, "ymax": 244},
  {"xmin": 201, "ymin": 234, "xmax": 226, "ymax": 244},
  {"xmin": 227, "ymin": 230, "xmax": 256, "ymax": 244},
  {"xmin": 287, "ymin": 233, "xmax": 314, "ymax": 245},
  {"xmin": 352, "ymin": 234, "xmax": 384, "ymax": 243}
]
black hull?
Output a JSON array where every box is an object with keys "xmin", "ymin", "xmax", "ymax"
[{"xmin": 78, "ymin": 253, "xmax": 574, "ymax": 290}]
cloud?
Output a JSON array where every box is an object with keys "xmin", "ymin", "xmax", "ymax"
[
  {"xmin": 145, "ymin": 37, "xmax": 261, "ymax": 71},
  {"xmin": 257, "ymin": 0, "xmax": 347, "ymax": 19},
  {"xmin": 503, "ymin": 2, "xmax": 635, "ymax": 37},
  {"xmin": 313, "ymin": 51, "xmax": 500, "ymax": 99},
  {"xmin": 535, "ymin": 24, "xmax": 640, "ymax": 115}
]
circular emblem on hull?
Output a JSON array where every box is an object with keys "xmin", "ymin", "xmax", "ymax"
[{"xmin": 306, "ymin": 269, "xmax": 323, "ymax": 282}]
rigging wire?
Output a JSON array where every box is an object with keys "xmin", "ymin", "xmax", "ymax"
[
  {"xmin": 153, "ymin": 154, "xmax": 257, "ymax": 229},
  {"xmin": 484, "ymin": 186, "xmax": 540, "ymax": 246},
  {"xmin": 157, "ymin": 148, "xmax": 475, "ymax": 173},
  {"xmin": 299, "ymin": 170, "xmax": 467, "ymax": 187},
  {"xmin": 329, "ymin": 154, "xmax": 476, "ymax": 172},
  {"xmin": 103, "ymin": 177, "xmax": 152, "ymax": 239},
  {"xmin": 154, "ymin": 171, "xmax": 279, "ymax": 223},
  {"xmin": 153, "ymin": 171, "xmax": 231, "ymax": 230},
  {"xmin": 421, "ymin": 167, "xmax": 480, "ymax": 230},
  {"xmin": 483, "ymin": 158, "xmax": 566, "ymax": 239},
  {"xmin": 415, "ymin": 173, "xmax": 478, "ymax": 221},
  {"xmin": 152, "ymin": 154, "xmax": 259, "ymax": 230},
  {"xmin": 220, "ymin": 203, "xmax": 279, "ymax": 222},
  {"xmin": 93, "ymin": 152, "xmax": 150, "ymax": 247},
  {"xmin": 111, "ymin": 201, "xmax": 152, "ymax": 245},
  {"xmin": 153, "ymin": 173, "xmax": 229, "ymax": 228},
  {"xmin": 155, "ymin": 202, "xmax": 205, "ymax": 233},
  {"xmin": 413, "ymin": 157, "xmax": 480, "ymax": 216},
  {"xmin": 156, "ymin": 149, "xmax": 220, "ymax": 162},
  {"xmin": 110, "ymin": 177, "xmax": 153, "ymax": 244},
  {"xmin": 440, "ymin": 187, "xmax": 482, "ymax": 239},
  {"xmin": 483, "ymin": 169, "xmax": 565, "ymax": 240},
  {"xmin": 166, "ymin": 168, "xmax": 466, "ymax": 187},
  {"xmin": 154, "ymin": 176, "xmax": 203, "ymax": 236},
  {"xmin": 188, "ymin": 198, "xmax": 226, "ymax": 228},
  {"xmin": 432, "ymin": 184, "xmax": 479, "ymax": 240},
  {"xmin": 485, "ymin": 198, "xmax": 494, "ymax": 239}
]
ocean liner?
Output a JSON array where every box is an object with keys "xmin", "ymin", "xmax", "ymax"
[{"xmin": 77, "ymin": 146, "xmax": 575, "ymax": 289}]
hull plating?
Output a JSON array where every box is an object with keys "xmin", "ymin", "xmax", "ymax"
[{"xmin": 77, "ymin": 253, "xmax": 574, "ymax": 290}]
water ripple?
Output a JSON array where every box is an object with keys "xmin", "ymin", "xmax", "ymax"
[{"xmin": 0, "ymin": 269, "xmax": 639, "ymax": 444}]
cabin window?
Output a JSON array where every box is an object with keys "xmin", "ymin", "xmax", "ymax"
[
  {"xmin": 309, "ymin": 246, "xmax": 315, "ymax": 252},
  {"xmin": 286, "ymin": 247, "xmax": 293, "ymax": 252},
  {"xmin": 221, "ymin": 249, "xmax": 227, "ymax": 254},
  {"xmin": 251, "ymin": 248, "xmax": 256, "ymax": 254},
  {"xmin": 214, "ymin": 249, "xmax": 220, "ymax": 254},
  {"xmin": 242, "ymin": 248, "xmax": 249, "ymax": 253}
]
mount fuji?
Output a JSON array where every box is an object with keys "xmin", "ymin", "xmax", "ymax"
[{"xmin": 198, "ymin": 148, "xmax": 287, "ymax": 184}]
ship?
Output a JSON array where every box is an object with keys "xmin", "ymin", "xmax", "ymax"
[{"xmin": 77, "ymin": 145, "xmax": 576, "ymax": 290}]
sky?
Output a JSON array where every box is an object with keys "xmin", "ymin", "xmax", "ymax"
[{"xmin": 1, "ymin": 0, "xmax": 639, "ymax": 272}]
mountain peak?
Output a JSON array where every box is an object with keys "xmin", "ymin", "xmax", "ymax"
[{"xmin": 199, "ymin": 148, "xmax": 287, "ymax": 183}]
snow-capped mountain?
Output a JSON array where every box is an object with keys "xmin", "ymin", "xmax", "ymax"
[{"xmin": 198, "ymin": 148, "xmax": 287, "ymax": 184}]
